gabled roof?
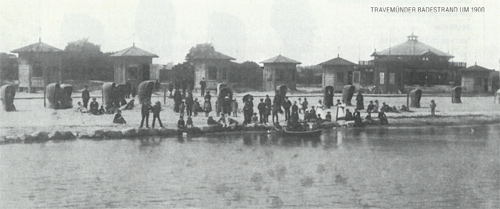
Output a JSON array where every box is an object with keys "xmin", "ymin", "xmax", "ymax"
[
  {"xmin": 319, "ymin": 56, "xmax": 356, "ymax": 66},
  {"xmin": 11, "ymin": 41, "xmax": 62, "ymax": 53},
  {"xmin": 459, "ymin": 64, "xmax": 492, "ymax": 72},
  {"xmin": 191, "ymin": 51, "xmax": 235, "ymax": 60},
  {"xmin": 373, "ymin": 34, "xmax": 453, "ymax": 58},
  {"xmin": 261, "ymin": 55, "xmax": 301, "ymax": 64},
  {"xmin": 110, "ymin": 44, "xmax": 158, "ymax": 58}
]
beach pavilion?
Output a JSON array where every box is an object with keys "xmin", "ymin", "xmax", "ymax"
[
  {"xmin": 110, "ymin": 44, "xmax": 158, "ymax": 87},
  {"xmin": 261, "ymin": 55, "xmax": 301, "ymax": 91},
  {"xmin": 11, "ymin": 39, "xmax": 63, "ymax": 93}
]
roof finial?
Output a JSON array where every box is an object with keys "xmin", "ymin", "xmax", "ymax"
[
  {"xmin": 133, "ymin": 33, "xmax": 135, "ymax": 47},
  {"xmin": 337, "ymin": 46, "xmax": 340, "ymax": 57}
]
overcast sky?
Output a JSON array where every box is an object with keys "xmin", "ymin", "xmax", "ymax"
[{"xmin": 1, "ymin": 0, "xmax": 499, "ymax": 69}]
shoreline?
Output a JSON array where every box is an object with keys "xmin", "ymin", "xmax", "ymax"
[{"xmin": 1, "ymin": 114, "xmax": 499, "ymax": 144}]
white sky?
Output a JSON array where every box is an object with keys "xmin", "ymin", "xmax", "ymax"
[{"xmin": 1, "ymin": 0, "xmax": 499, "ymax": 69}]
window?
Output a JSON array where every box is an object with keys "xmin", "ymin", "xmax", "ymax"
[
  {"xmin": 221, "ymin": 68, "xmax": 227, "ymax": 80},
  {"xmin": 353, "ymin": 71, "xmax": 360, "ymax": 83},
  {"xmin": 389, "ymin": 73, "xmax": 395, "ymax": 84},
  {"xmin": 208, "ymin": 66, "xmax": 217, "ymax": 80},
  {"xmin": 380, "ymin": 72, "xmax": 385, "ymax": 84},
  {"xmin": 32, "ymin": 62, "xmax": 42, "ymax": 77},
  {"xmin": 475, "ymin": 77, "xmax": 482, "ymax": 86},
  {"xmin": 276, "ymin": 69, "xmax": 284, "ymax": 82},
  {"xmin": 337, "ymin": 72, "xmax": 344, "ymax": 82}
]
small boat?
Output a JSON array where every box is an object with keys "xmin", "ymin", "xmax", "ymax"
[{"xmin": 282, "ymin": 128, "xmax": 322, "ymax": 137}]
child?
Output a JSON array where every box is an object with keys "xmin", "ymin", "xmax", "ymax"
[
  {"xmin": 186, "ymin": 116, "xmax": 194, "ymax": 128},
  {"xmin": 430, "ymin": 100, "xmax": 436, "ymax": 116},
  {"xmin": 252, "ymin": 113, "xmax": 258, "ymax": 124}
]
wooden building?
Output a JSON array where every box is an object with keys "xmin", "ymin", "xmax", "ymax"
[
  {"xmin": 11, "ymin": 40, "xmax": 63, "ymax": 92},
  {"xmin": 318, "ymin": 55, "xmax": 358, "ymax": 90},
  {"xmin": 110, "ymin": 44, "xmax": 158, "ymax": 87},
  {"xmin": 459, "ymin": 64, "xmax": 494, "ymax": 92},
  {"xmin": 261, "ymin": 55, "xmax": 300, "ymax": 91},
  {"xmin": 191, "ymin": 50, "xmax": 235, "ymax": 91},
  {"xmin": 369, "ymin": 33, "xmax": 465, "ymax": 93}
]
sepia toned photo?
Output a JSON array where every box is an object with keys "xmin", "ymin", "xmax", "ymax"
[{"xmin": 0, "ymin": 0, "xmax": 499, "ymax": 208}]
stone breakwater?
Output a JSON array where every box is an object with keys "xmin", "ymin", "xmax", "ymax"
[
  {"xmin": 0, "ymin": 121, "xmax": 342, "ymax": 144},
  {"xmin": 2, "ymin": 114, "xmax": 500, "ymax": 145}
]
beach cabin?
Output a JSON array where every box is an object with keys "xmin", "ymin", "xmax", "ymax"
[
  {"xmin": 110, "ymin": 44, "xmax": 158, "ymax": 87},
  {"xmin": 261, "ymin": 55, "xmax": 300, "ymax": 91},
  {"xmin": 318, "ymin": 55, "xmax": 358, "ymax": 91},
  {"xmin": 191, "ymin": 50, "xmax": 235, "ymax": 91},
  {"xmin": 459, "ymin": 64, "xmax": 494, "ymax": 92},
  {"xmin": 11, "ymin": 39, "xmax": 63, "ymax": 93}
]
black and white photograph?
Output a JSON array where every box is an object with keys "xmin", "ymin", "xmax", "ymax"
[{"xmin": 0, "ymin": 0, "xmax": 499, "ymax": 208}]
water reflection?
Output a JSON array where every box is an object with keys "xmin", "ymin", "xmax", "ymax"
[{"xmin": 0, "ymin": 124, "xmax": 498, "ymax": 208}]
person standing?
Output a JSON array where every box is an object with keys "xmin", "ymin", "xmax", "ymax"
[
  {"xmin": 140, "ymin": 102, "xmax": 152, "ymax": 128},
  {"xmin": 131, "ymin": 85, "xmax": 137, "ymax": 98},
  {"xmin": 185, "ymin": 92, "xmax": 194, "ymax": 117},
  {"xmin": 82, "ymin": 85, "xmax": 90, "ymax": 109},
  {"xmin": 154, "ymin": 79, "xmax": 160, "ymax": 92},
  {"xmin": 179, "ymin": 101, "xmax": 186, "ymax": 118},
  {"xmin": 291, "ymin": 101, "xmax": 299, "ymax": 120},
  {"xmin": 224, "ymin": 96, "xmax": 232, "ymax": 115},
  {"xmin": 272, "ymin": 103, "xmax": 279, "ymax": 125},
  {"xmin": 243, "ymin": 98, "xmax": 253, "ymax": 125},
  {"xmin": 193, "ymin": 98, "xmax": 200, "ymax": 117},
  {"xmin": 257, "ymin": 99, "xmax": 266, "ymax": 123},
  {"xmin": 231, "ymin": 99, "xmax": 238, "ymax": 117},
  {"xmin": 430, "ymin": 100, "xmax": 436, "ymax": 116},
  {"xmin": 151, "ymin": 101, "xmax": 164, "ymax": 128},
  {"xmin": 282, "ymin": 97, "xmax": 292, "ymax": 121},
  {"xmin": 199, "ymin": 78, "xmax": 206, "ymax": 97},
  {"xmin": 204, "ymin": 91, "xmax": 212, "ymax": 117},
  {"xmin": 264, "ymin": 95, "xmax": 271, "ymax": 108},
  {"xmin": 356, "ymin": 92, "xmax": 364, "ymax": 110},
  {"xmin": 301, "ymin": 98, "xmax": 308, "ymax": 114},
  {"xmin": 173, "ymin": 89, "xmax": 182, "ymax": 112}
]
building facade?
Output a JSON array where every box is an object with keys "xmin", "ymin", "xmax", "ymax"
[
  {"xmin": 460, "ymin": 64, "xmax": 494, "ymax": 92},
  {"xmin": 110, "ymin": 44, "xmax": 158, "ymax": 87},
  {"xmin": 319, "ymin": 55, "xmax": 359, "ymax": 91},
  {"xmin": 11, "ymin": 40, "xmax": 63, "ymax": 92},
  {"xmin": 368, "ymin": 33, "xmax": 466, "ymax": 93},
  {"xmin": 191, "ymin": 51, "xmax": 235, "ymax": 91},
  {"xmin": 261, "ymin": 55, "xmax": 300, "ymax": 91}
]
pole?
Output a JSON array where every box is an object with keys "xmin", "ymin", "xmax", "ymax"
[
  {"xmin": 335, "ymin": 105, "xmax": 339, "ymax": 121},
  {"xmin": 163, "ymin": 88, "xmax": 166, "ymax": 104},
  {"xmin": 43, "ymin": 87, "xmax": 46, "ymax": 107},
  {"xmin": 406, "ymin": 92, "xmax": 409, "ymax": 108}
]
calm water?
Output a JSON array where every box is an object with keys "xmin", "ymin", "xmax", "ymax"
[{"xmin": 0, "ymin": 125, "xmax": 499, "ymax": 208}]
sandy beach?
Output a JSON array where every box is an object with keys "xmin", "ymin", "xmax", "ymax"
[{"xmin": 1, "ymin": 90, "xmax": 500, "ymax": 140}]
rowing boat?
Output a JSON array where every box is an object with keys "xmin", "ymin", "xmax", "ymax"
[{"xmin": 282, "ymin": 128, "xmax": 322, "ymax": 137}]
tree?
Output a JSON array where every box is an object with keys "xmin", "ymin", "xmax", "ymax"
[
  {"xmin": 62, "ymin": 38, "xmax": 113, "ymax": 81},
  {"xmin": 229, "ymin": 61, "xmax": 263, "ymax": 89},
  {"xmin": 185, "ymin": 43, "xmax": 215, "ymax": 63},
  {"xmin": 171, "ymin": 62, "xmax": 195, "ymax": 89},
  {"xmin": 0, "ymin": 53, "xmax": 18, "ymax": 83}
]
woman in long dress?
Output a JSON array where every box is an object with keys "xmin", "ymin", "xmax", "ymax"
[{"xmin": 204, "ymin": 91, "xmax": 212, "ymax": 117}]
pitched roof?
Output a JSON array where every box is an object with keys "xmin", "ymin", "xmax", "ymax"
[
  {"xmin": 319, "ymin": 56, "xmax": 356, "ymax": 66},
  {"xmin": 261, "ymin": 55, "xmax": 301, "ymax": 64},
  {"xmin": 11, "ymin": 41, "xmax": 62, "ymax": 53},
  {"xmin": 459, "ymin": 64, "xmax": 492, "ymax": 72},
  {"xmin": 110, "ymin": 45, "xmax": 158, "ymax": 58},
  {"xmin": 373, "ymin": 34, "xmax": 453, "ymax": 58},
  {"xmin": 190, "ymin": 50, "xmax": 235, "ymax": 60}
]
